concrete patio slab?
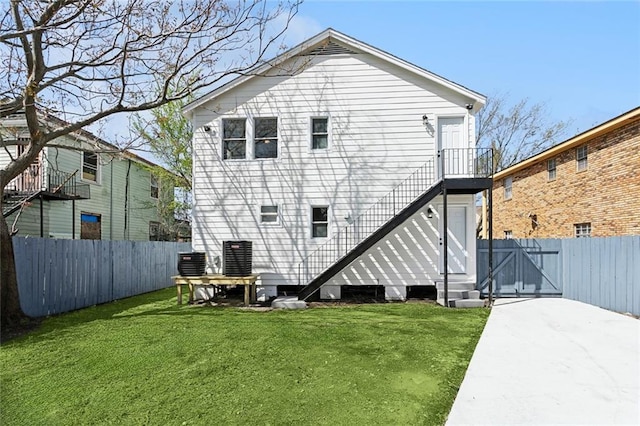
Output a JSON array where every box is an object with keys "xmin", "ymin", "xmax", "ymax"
[
  {"xmin": 271, "ymin": 296, "xmax": 307, "ymax": 309},
  {"xmin": 447, "ymin": 298, "xmax": 640, "ymax": 425}
]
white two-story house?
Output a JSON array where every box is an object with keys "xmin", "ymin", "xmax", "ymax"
[{"xmin": 184, "ymin": 29, "xmax": 492, "ymax": 305}]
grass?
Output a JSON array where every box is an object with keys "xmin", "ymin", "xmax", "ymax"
[{"xmin": 1, "ymin": 289, "xmax": 488, "ymax": 425}]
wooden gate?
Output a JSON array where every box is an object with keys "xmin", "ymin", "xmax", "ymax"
[{"xmin": 477, "ymin": 239, "xmax": 562, "ymax": 296}]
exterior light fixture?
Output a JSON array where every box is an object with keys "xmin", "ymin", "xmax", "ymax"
[
  {"xmin": 345, "ymin": 213, "xmax": 354, "ymax": 224},
  {"xmin": 427, "ymin": 207, "xmax": 434, "ymax": 219}
]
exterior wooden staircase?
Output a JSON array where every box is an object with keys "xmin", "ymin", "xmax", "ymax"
[{"xmin": 297, "ymin": 148, "xmax": 493, "ymax": 303}]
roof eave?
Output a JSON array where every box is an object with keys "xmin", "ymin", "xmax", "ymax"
[{"xmin": 494, "ymin": 106, "xmax": 640, "ymax": 179}]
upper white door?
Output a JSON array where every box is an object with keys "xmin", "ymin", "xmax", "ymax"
[{"xmin": 437, "ymin": 117, "xmax": 467, "ymax": 177}]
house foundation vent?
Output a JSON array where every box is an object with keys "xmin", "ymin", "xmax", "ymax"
[
  {"xmin": 223, "ymin": 241, "xmax": 252, "ymax": 277},
  {"xmin": 178, "ymin": 252, "xmax": 206, "ymax": 276}
]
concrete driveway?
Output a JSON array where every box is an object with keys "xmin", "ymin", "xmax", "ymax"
[{"xmin": 446, "ymin": 298, "xmax": 640, "ymax": 425}]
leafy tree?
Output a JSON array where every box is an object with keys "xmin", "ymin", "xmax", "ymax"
[
  {"xmin": 476, "ymin": 93, "xmax": 570, "ymax": 171},
  {"xmin": 0, "ymin": 0, "xmax": 299, "ymax": 327},
  {"xmin": 132, "ymin": 88, "xmax": 193, "ymax": 241}
]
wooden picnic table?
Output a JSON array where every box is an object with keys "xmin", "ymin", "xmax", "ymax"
[{"xmin": 171, "ymin": 274, "xmax": 259, "ymax": 306}]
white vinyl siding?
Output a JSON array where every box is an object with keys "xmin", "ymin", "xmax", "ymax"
[{"xmin": 191, "ymin": 53, "xmax": 479, "ymax": 287}]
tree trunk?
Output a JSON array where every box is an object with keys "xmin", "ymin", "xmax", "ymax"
[{"xmin": 0, "ymin": 186, "xmax": 28, "ymax": 329}]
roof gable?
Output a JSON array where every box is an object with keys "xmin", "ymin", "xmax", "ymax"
[{"xmin": 183, "ymin": 28, "xmax": 486, "ymax": 117}]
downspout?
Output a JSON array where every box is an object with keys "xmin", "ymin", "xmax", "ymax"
[
  {"xmin": 123, "ymin": 159, "xmax": 132, "ymax": 240},
  {"xmin": 109, "ymin": 160, "xmax": 114, "ymax": 240}
]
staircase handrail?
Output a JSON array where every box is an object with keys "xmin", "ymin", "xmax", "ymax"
[{"xmin": 297, "ymin": 158, "xmax": 436, "ymax": 286}]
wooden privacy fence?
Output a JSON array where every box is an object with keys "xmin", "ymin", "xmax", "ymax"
[
  {"xmin": 478, "ymin": 236, "xmax": 640, "ymax": 316},
  {"xmin": 13, "ymin": 237, "xmax": 192, "ymax": 317}
]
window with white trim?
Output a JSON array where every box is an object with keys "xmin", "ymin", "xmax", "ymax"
[
  {"xmin": 576, "ymin": 145, "xmax": 588, "ymax": 171},
  {"xmin": 82, "ymin": 151, "xmax": 99, "ymax": 182},
  {"xmin": 260, "ymin": 205, "xmax": 279, "ymax": 224},
  {"xmin": 547, "ymin": 158, "xmax": 556, "ymax": 181},
  {"xmin": 311, "ymin": 206, "xmax": 328, "ymax": 238},
  {"xmin": 504, "ymin": 230, "xmax": 513, "ymax": 239},
  {"xmin": 504, "ymin": 176, "xmax": 512, "ymax": 200},
  {"xmin": 222, "ymin": 119, "xmax": 246, "ymax": 160},
  {"xmin": 254, "ymin": 118, "xmax": 278, "ymax": 159},
  {"xmin": 150, "ymin": 174, "xmax": 159, "ymax": 199},
  {"xmin": 311, "ymin": 117, "xmax": 329, "ymax": 150},
  {"xmin": 574, "ymin": 223, "xmax": 591, "ymax": 238}
]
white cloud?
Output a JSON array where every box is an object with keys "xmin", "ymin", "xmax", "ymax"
[{"xmin": 279, "ymin": 14, "xmax": 324, "ymax": 48}]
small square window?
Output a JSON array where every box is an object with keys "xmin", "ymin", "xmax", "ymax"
[
  {"xmin": 260, "ymin": 205, "xmax": 279, "ymax": 224},
  {"xmin": 150, "ymin": 175, "xmax": 159, "ymax": 199},
  {"xmin": 222, "ymin": 119, "xmax": 246, "ymax": 160},
  {"xmin": 574, "ymin": 223, "xmax": 591, "ymax": 238},
  {"xmin": 547, "ymin": 159, "xmax": 556, "ymax": 181},
  {"xmin": 311, "ymin": 117, "xmax": 328, "ymax": 149},
  {"xmin": 312, "ymin": 206, "xmax": 328, "ymax": 238},
  {"xmin": 82, "ymin": 152, "xmax": 99, "ymax": 182},
  {"xmin": 254, "ymin": 118, "xmax": 278, "ymax": 159},
  {"xmin": 504, "ymin": 176, "xmax": 512, "ymax": 200},
  {"xmin": 576, "ymin": 145, "xmax": 588, "ymax": 171},
  {"xmin": 504, "ymin": 230, "xmax": 513, "ymax": 239}
]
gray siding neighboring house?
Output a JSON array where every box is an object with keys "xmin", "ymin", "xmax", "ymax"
[{"xmin": 1, "ymin": 114, "xmax": 170, "ymax": 241}]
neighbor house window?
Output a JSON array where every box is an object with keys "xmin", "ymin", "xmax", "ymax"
[
  {"xmin": 504, "ymin": 230, "xmax": 513, "ymax": 239},
  {"xmin": 576, "ymin": 145, "xmax": 588, "ymax": 171},
  {"xmin": 311, "ymin": 206, "xmax": 328, "ymax": 238},
  {"xmin": 254, "ymin": 118, "xmax": 278, "ymax": 159},
  {"xmin": 504, "ymin": 176, "xmax": 512, "ymax": 200},
  {"xmin": 222, "ymin": 119, "xmax": 246, "ymax": 160},
  {"xmin": 150, "ymin": 175, "xmax": 159, "ymax": 199},
  {"xmin": 573, "ymin": 223, "xmax": 591, "ymax": 238},
  {"xmin": 149, "ymin": 221, "xmax": 161, "ymax": 241},
  {"xmin": 574, "ymin": 223, "xmax": 591, "ymax": 238},
  {"xmin": 311, "ymin": 117, "xmax": 329, "ymax": 150},
  {"xmin": 82, "ymin": 152, "xmax": 99, "ymax": 182},
  {"xmin": 260, "ymin": 205, "xmax": 279, "ymax": 224},
  {"xmin": 547, "ymin": 158, "xmax": 556, "ymax": 181}
]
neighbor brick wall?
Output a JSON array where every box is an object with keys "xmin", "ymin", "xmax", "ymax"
[{"xmin": 491, "ymin": 117, "xmax": 640, "ymax": 238}]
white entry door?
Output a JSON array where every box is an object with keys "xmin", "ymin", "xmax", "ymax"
[
  {"xmin": 439, "ymin": 206, "xmax": 467, "ymax": 274},
  {"xmin": 437, "ymin": 117, "xmax": 467, "ymax": 177}
]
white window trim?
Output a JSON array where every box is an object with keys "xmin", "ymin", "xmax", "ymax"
[
  {"xmin": 253, "ymin": 117, "xmax": 279, "ymax": 160},
  {"xmin": 80, "ymin": 151, "xmax": 100, "ymax": 185},
  {"xmin": 574, "ymin": 222, "xmax": 591, "ymax": 238},
  {"xmin": 221, "ymin": 117, "xmax": 249, "ymax": 161},
  {"xmin": 576, "ymin": 145, "xmax": 588, "ymax": 172},
  {"xmin": 259, "ymin": 204, "xmax": 280, "ymax": 226},
  {"xmin": 309, "ymin": 116, "xmax": 331, "ymax": 151},
  {"xmin": 150, "ymin": 174, "xmax": 159, "ymax": 199},
  {"xmin": 547, "ymin": 159, "xmax": 556, "ymax": 181},
  {"xmin": 504, "ymin": 176, "xmax": 513, "ymax": 200},
  {"xmin": 310, "ymin": 205, "xmax": 329, "ymax": 239}
]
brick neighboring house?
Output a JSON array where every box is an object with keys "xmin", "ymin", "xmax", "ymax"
[{"xmin": 490, "ymin": 106, "xmax": 640, "ymax": 239}]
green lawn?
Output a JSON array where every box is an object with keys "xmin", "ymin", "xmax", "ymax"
[{"xmin": 1, "ymin": 289, "xmax": 488, "ymax": 425}]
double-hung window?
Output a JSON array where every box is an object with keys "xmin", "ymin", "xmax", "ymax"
[
  {"xmin": 576, "ymin": 145, "xmax": 588, "ymax": 171},
  {"xmin": 223, "ymin": 119, "xmax": 247, "ymax": 160},
  {"xmin": 311, "ymin": 206, "xmax": 328, "ymax": 238},
  {"xmin": 260, "ymin": 205, "xmax": 279, "ymax": 224},
  {"xmin": 504, "ymin": 176, "xmax": 513, "ymax": 200},
  {"xmin": 311, "ymin": 117, "xmax": 329, "ymax": 150},
  {"xmin": 150, "ymin": 175, "xmax": 159, "ymax": 199},
  {"xmin": 547, "ymin": 159, "xmax": 556, "ymax": 181},
  {"xmin": 254, "ymin": 118, "xmax": 278, "ymax": 159},
  {"xmin": 82, "ymin": 152, "xmax": 99, "ymax": 182}
]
